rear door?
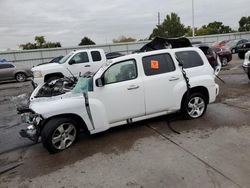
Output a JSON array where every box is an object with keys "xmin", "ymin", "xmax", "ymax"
[
  {"xmin": 142, "ymin": 53, "xmax": 182, "ymax": 114},
  {"xmin": 89, "ymin": 50, "xmax": 104, "ymax": 72}
]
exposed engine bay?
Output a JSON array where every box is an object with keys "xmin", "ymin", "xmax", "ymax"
[
  {"xmin": 34, "ymin": 71, "xmax": 94, "ymax": 98},
  {"xmin": 35, "ymin": 77, "xmax": 76, "ymax": 98}
]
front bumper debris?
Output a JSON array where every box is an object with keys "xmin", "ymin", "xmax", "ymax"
[{"xmin": 18, "ymin": 107, "xmax": 43, "ymax": 143}]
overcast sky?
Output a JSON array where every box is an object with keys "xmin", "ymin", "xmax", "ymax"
[{"xmin": 0, "ymin": 0, "xmax": 249, "ymax": 50}]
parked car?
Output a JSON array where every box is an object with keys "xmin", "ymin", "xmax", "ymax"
[
  {"xmin": 211, "ymin": 46, "xmax": 232, "ymax": 66},
  {"xmin": 194, "ymin": 44, "xmax": 229, "ymax": 67},
  {"xmin": 31, "ymin": 49, "xmax": 107, "ymax": 86},
  {"xmin": 224, "ymin": 39, "xmax": 248, "ymax": 53},
  {"xmin": 0, "ymin": 58, "xmax": 7, "ymax": 63},
  {"xmin": 0, "ymin": 61, "xmax": 32, "ymax": 82},
  {"xmin": 243, "ymin": 51, "xmax": 250, "ymax": 80},
  {"xmin": 211, "ymin": 40, "xmax": 230, "ymax": 48},
  {"xmin": 106, "ymin": 52, "xmax": 124, "ymax": 59},
  {"xmin": 36, "ymin": 56, "xmax": 64, "ymax": 66},
  {"xmin": 19, "ymin": 47, "xmax": 220, "ymax": 153},
  {"xmin": 237, "ymin": 42, "xmax": 250, "ymax": 59}
]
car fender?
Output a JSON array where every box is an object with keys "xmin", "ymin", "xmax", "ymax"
[
  {"xmin": 29, "ymin": 96, "xmax": 93, "ymax": 131},
  {"xmin": 88, "ymin": 97, "xmax": 110, "ymax": 133}
]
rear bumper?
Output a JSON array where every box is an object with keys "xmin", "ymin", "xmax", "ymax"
[{"xmin": 209, "ymin": 84, "xmax": 219, "ymax": 104}]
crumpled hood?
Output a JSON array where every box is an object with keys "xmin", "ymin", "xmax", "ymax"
[{"xmin": 29, "ymin": 93, "xmax": 85, "ymax": 118}]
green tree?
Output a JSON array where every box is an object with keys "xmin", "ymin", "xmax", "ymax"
[
  {"xmin": 19, "ymin": 36, "xmax": 61, "ymax": 50},
  {"xmin": 35, "ymin": 36, "xmax": 46, "ymax": 47},
  {"xmin": 205, "ymin": 21, "xmax": 232, "ymax": 34},
  {"xmin": 113, "ymin": 36, "xmax": 136, "ymax": 43},
  {"xmin": 238, "ymin": 16, "xmax": 250, "ymax": 32},
  {"xmin": 150, "ymin": 12, "xmax": 186, "ymax": 39},
  {"xmin": 79, "ymin": 37, "xmax": 96, "ymax": 46}
]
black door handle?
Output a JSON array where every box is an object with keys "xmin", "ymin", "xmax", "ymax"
[{"xmin": 85, "ymin": 65, "xmax": 90, "ymax": 67}]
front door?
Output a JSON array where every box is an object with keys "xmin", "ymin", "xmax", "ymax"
[
  {"xmin": 68, "ymin": 52, "xmax": 91, "ymax": 76},
  {"xmin": 94, "ymin": 59, "xmax": 145, "ymax": 124}
]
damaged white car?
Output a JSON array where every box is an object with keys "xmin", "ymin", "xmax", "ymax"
[{"xmin": 18, "ymin": 45, "xmax": 220, "ymax": 153}]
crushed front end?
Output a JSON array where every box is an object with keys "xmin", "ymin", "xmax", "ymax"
[{"xmin": 18, "ymin": 106, "xmax": 44, "ymax": 143}]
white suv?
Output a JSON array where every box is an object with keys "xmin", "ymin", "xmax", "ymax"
[{"xmin": 19, "ymin": 47, "xmax": 219, "ymax": 153}]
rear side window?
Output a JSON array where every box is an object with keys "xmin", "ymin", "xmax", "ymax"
[
  {"xmin": 0, "ymin": 64, "xmax": 14, "ymax": 69},
  {"xmin": 175, "ymin": 51, "xmax": 203, "ymax": 69},
  {"xmin": 91, "ymin": 51, "xmax": 102, "ymax": 62},
  {"xmin": 142, "ymin": 53, "xmax": 175, "ymax": 76}
]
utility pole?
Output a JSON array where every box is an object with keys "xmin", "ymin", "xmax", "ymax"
[
  {"xmin": 192, "ymin": 0, "xmax": 195, "ymax": 37},
  {"xmin": 158, "ymin": 12, "xmax": 161, "ymax": 25}
]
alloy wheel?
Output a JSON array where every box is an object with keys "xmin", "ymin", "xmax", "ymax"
[
  {"xmin": 187, "ymin": 96, "xmax": 205, "ymax": 118},
  {"xmin": 52, "ymin": 123, "xmax": 77, "ymax": 150}
]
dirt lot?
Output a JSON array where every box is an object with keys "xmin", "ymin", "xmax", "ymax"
[{"xmin": 0, "ymin": 55, "xmax": 250, "ymax": 188}]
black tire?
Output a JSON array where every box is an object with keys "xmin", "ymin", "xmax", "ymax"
[
  {"xmin": 221, "ymin": 57, "xmax": 228, "ymax": 66},
  {"xmin": 41, "ymin": 117, "xmax": 79, "ymax": 153},
  {"xmin": 231, "ymin": 48, "xmax": 236, "ymax": 54},
  {"xmin": 238, "ymin": 52, "xmax": 245, "ymax": 59},
  {"xmin": 248, "ymin": 73, "xmax": 250, "ymax": 80},
  {"xmin": 181, "ymin": 93, "xmax": 207, "ymax": 119},
  {"xmin": 15, "ymin": 72, "xmax": 26, "ymax": 82},
  {"xmin": 46, "ymin": 76, "xmax": 60, "ymax": 83}
]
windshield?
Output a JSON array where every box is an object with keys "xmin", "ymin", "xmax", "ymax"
[{"xmin": 58, "ymin": 52, "xmax": 74, "ymax": 64}]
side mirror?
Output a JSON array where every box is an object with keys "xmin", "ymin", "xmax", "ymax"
[
  {"xmin": 96, "ymin": 78, "xmax": 104, "ymax": 87},
  {"xmin": 69, "ymin": 59, "xmax": 76, "ymax": 65},
  {"xmin": 178, "ymin": 61, "xmax": 183, "ymax": 67}
]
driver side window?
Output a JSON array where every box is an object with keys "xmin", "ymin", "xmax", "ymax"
[
  {"xmin": 104, "ymin": 59, "xmax": 137, "ymax": 84},
  {"xmin": 71, "ymin": 52, "xmax": 89, "ymax": 64}
]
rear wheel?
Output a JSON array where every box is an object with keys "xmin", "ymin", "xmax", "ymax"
[
  {"xmin": 41, "ymin": 117, "xmax": 78, "ymax": 153},
  {"xmin": 232, "ymin": 48, "xmax": 236, "ymax": 54},
  {"xmin": 248, "ymin": 73, "xmax": 250, "ymax": 80},
  {"xmin": 15, "ymin": 72, "xmax": 26, "ymax": 82},
  {"xmin": 182, "ymin": 93, "xmax": 207, "ymax": 119},
  {"xmin": 221, "ymin": 57, "xmax": 228, "ymax": 66}
]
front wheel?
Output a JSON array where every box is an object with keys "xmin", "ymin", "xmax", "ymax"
[
  {"xmin": 182, "ymin": 93, "xmax": 207, "ymax": 119},
  {"xmin": 41, "ymin": 117, "xmax": 78, "ymax": 153}
]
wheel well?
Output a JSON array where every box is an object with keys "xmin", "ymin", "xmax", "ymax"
[
  {"xmin": 41, "ymin": 114, "xmax": 89, "ymax": 133},
  {"xmin": 181, "ymin": 86, "xmax": 209, "ymax": 108},
  {"xmin": 44, "ymin": 73, "xmax": 64, "ymax": 82}
]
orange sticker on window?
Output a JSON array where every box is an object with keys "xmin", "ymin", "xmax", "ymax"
[{"xmin": 151, "ymin": 60, "xmax": 159, "ymax": 69}]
